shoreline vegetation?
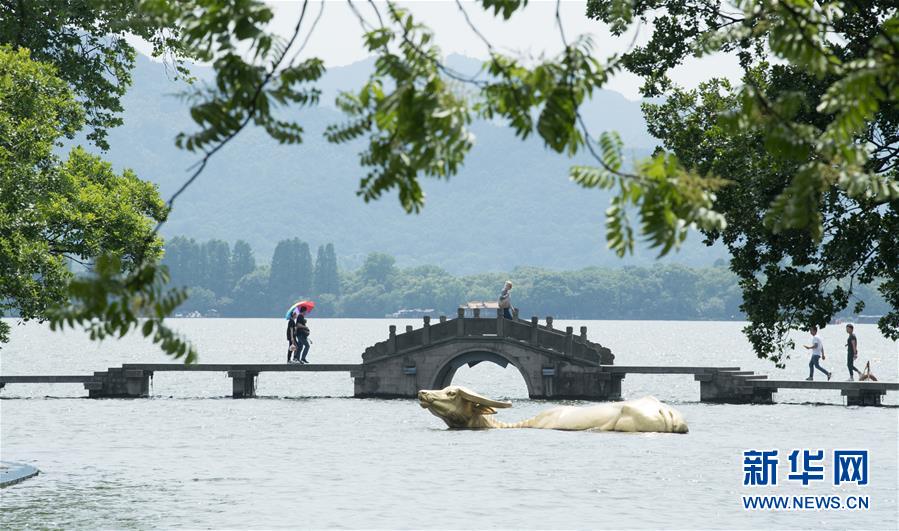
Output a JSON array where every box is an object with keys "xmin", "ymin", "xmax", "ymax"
[{"xmin": 160, "ymin": 237, "xmax": 890, "ymax": 321}]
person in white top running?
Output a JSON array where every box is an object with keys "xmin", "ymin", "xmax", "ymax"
[{"xmin": 803, "ymin": 325, "xmax": 832, "ymax": 381}]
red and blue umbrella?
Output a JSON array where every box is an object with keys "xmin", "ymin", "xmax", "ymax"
[{"xmin": 285, "ymin": 300, "xmax": 315, "ymax": 319}]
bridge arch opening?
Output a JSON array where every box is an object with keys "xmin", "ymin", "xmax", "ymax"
[{"xmin": 432, "ymin": 351, "xmax": 531, "ymax": 399}]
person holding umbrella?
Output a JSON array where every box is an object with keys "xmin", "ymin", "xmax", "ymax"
[{"xmin": 288, "ymin": 301, "xmax": 315, "ymax": 364}]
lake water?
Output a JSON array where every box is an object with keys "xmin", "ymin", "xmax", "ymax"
[{"xmin": 1, "ymin": 319, "xmax": 897, "ymax": 529}]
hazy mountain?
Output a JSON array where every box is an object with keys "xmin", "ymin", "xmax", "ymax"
[{"xmin": 92, "ymin": 54, "xmax": 726, "ymax": 274}]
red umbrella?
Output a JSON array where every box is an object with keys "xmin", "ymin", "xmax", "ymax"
[{"xmin": 285, "ymin": 300, "xmax": 316, "ymax": 319}]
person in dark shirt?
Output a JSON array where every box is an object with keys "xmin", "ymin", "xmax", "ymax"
[
  {"xmin": 293, "ymin": 306, "xmax": 311, "ymax": 364},
  {"xmin": 845, "ymin": 324, "xmax": 862, "ymax": 381},
  {"xmin": 286, "ymin": 313, "xmax": 296, "ymax": 363}
]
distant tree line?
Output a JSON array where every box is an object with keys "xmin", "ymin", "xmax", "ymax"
[
  {"xmin": 161, "ymin": 237, "xmax": 339, "ymax": 316},
  {"xmin": 161, "ymin": 238, "xmax": 883, "ymax": 321},
  {"xmin": 163, "ymin": 237, "xmax": 888, "ymax": 320},
  {"xmin": 161, "ymin": 238, "xmax": 891, "ymax": 320}
]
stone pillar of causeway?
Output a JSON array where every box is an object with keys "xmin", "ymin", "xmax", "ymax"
[
  {"xmin": 229, "ymin": 370, "xmax": 258, "ymax": 398},
  {"xmin": 842, "ymin": 388, "xmax": 884, "ymax": 406}
]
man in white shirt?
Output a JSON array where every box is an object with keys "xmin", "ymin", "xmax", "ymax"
[{"xmin": 803, "ymin": 326, "xmax": 832, "ymax": 381}]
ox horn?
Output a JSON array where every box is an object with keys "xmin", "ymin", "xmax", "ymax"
[{"xmin": 457, "ymin": 387, "xmax": 512, "ymax": 408}]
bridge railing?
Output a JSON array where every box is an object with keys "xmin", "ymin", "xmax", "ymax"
[
  {"xmin": 362, "ymin": 309, "xmax": 613, "ymax": 364},
  {"xmin": 536, "ymin": 326, "xmax": 566, "ymax": 352},
  {"xmin": 464, "ymin": 317, "xmax": 497, "ymax": 337},
  {"xmin": 429, "ymin": 319, "xmax": 455, "ymax": 343},
  {"xmin": 505, "ymin": 319, "xmax": 531, "ymax": 342},
  {"xmin": 395, "ymin": 326, "xmax": 424, "ymax": 351}
]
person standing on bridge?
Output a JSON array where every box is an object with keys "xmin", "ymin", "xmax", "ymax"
[
  {"xmin": 804, "ymin": 325, "xmax": 832, "ymax": 381},
  {"xmin": 498, "ymin": 280, "xmax": 514, "ymax": 319},
  {"xmin": 845, "ymin": 324, "xmax": 862, "ymax": 381},
  {"xmin": 293, "ymin": 306, "xmax": 311, "ymax": 364},
  {"xmin": 287, "ymin": 312, "xmax": 297, "ymax": 363}
]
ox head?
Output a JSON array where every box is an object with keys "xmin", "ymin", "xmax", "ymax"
[{"xmin": 418, "ymin": 386, "xmax": 512, "ymax": 428}]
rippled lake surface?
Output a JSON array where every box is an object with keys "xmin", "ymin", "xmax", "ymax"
[{"xmin": 1, "ymin": 318, "xmax": 897, "ymax": 529}]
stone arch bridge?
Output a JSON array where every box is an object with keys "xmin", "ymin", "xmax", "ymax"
[
  {"xmin": 4, "ymin": 310, "xmax": 895, "ymax": 405},
  {"xmin": 352, "ymin": 309, "xmax": 616, "ymax": 399}
]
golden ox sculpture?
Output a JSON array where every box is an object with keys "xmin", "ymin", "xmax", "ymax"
[{"xmin": 418, "ymin": 386, "xmax": 688, "ymax": 433}]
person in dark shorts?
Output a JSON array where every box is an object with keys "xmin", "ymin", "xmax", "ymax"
[
  {"xmin": 845, "ymin": 324, "xmax": 862, "ymax": 381},
  {"xmin": 293, "ymin": 306, "xmax": 311, "ymax": 364},
  {"xmin": 286, "ymin": 313, "xmax": 296, "ymax": 363}
]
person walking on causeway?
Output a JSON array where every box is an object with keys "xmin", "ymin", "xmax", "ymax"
[
  {"xmin": 292, "ymin": 306, "xmax": 311, "ymax": 364},
  {"xmin": 804, "ymin": 325, "xmax": 832, "ymax": 381},
  {"xmin": 286, "ymin": 313, "xmax": 296, "ymax": 363},
  {"xmin": 845, "ymin": 323, "xmax": 862, "ymax": 381}
]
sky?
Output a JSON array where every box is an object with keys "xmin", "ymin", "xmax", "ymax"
[{"xmin": 131, "ymin": 0, "xmax": 744, "ymax": 101}]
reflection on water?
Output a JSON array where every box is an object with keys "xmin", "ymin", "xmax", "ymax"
[{"xmin": 1, "ymin": 319, "xmax": 897, "ymax": 529}]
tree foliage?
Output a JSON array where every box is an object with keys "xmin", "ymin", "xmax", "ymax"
[
  {"xmin": 161, "ymin": 236, "xmax": 334, "ymax": 316},
  {"xmin": 159, "ymin": 242, "xmax": 758, "ymax": 320},
  {"xmin": 148, "ymin": 237, "xmax": 893, "ymax": 322},
  {"xmin": 0, "ymin": 0, "xmax": 186, "ymax": 149},
  {"xmin": 313, "ymin": 243, "xmax": 340, "ymax": 296},
  {"xmin": 589, "ymin": 0, "xmax": 898, "ymax": 363},
  {"xmin": 590, "ymin": 0, "xmax": 898, "ymax": 231},
  {"xmin": 0, "ymin": 46, "xmax": 190, "ymax": 358},
  {"xmin": 231, "ymin": 266, "xmax": 272, "ymax": 317},
  {"xmin": 268, "ymin": 238, "xmax": 312, "ymax": 304},
  {"xmin": 644, "ymin": 76, "xmax": 897, "ymax": 365},
  {"xmin": 141, "ymin": 0, "xmax": 324, "ymax": 154},
  {"xmin": 3, "ymin": 0, "xmax": 897, "ymax": 364},
  {"xmin": 360, "ymin": 252, "xmax": 398, "ymax": 289},
  {"xmin": 47, "ymin": 254, "xmax": 195, "ymax": 363},
  {"xmin": 326, "ymin": 5, "xmax": 473, "ymax": 213},
  {"xmin": 230, "ymin": 239, "xmax": 256, "ymax": 285},
  {"xmin": 136, "ymin": 0, "xmax": 729, "ymax": 255}
]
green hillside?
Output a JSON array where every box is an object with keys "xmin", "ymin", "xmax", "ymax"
[{"xmin": 93, "ymin": 54, "xmax": 727, "ymax": 273}]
